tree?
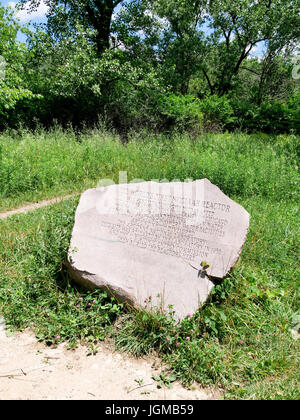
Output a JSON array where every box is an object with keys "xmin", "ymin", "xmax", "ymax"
[
  {"xmin": 129, "ymin": 0, "xmax": 300, "ymax": 96},
  {"xmin": 116, "ymin": 0, "xmax": 207, "ymax": 95},
  {"xmin": 205, "ymin": 0, "xmax": 300, "ymax": 96},
  {"xmin": 19, "ymin": 0, "xmax": 125, "ymax": 55},
  {"xmin": 5, "ymin": 0, "xmax": 299, "ymax": 132},
  {"xmin": 152, "ymin": 0, "xmax": 206, "ymax": 95},
  {"xmin": 19, "ymin": 1, "xmax": 300, "ymax": 96},
  {"xmin": 0, "ymin": 5, "xmax": 35, "ymax": 122}
]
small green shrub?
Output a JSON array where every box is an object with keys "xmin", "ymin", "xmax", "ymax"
[
  {"xmin": 157, "ymin": 93, "xmax": 203, "ymax": 132},
  {"xmin": 199, "ymin": 95, "xmax": 236, "ymax": 130},
  {"xmin": 231, "ymin": 93, "xmax": 300, "ymax": 134}
]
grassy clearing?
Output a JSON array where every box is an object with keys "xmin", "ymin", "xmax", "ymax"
[
  {"xmin": 0, "ymin": 128, "xmax": 298, "ymax": 211},
  {"xmin": 0, "ymin": 129, "xmax": 299, "ymax": 399}
]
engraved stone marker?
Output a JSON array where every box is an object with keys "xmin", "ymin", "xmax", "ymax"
[{"xmin": 67, "ymin": 179, "xmax": 250, "ymax": 319}]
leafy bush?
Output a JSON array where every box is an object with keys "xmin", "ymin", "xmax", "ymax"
[
  {"xmin": 257, "ymin": 101, "xmax": 294, "ymax": 133},
  {"xmin": 0, "ymin": 6, "xmax": 37, "ymax": 124},
  {"xmin": 287, "ymin": 90, "xmax": 300, "ymax": 134},
  {"xmin": 231, "ymin": 92, "xmax": 300, "ymax": 134},
  {"xmin": 199, "ymin": 95, "xmax": 236, "ymax": 131},
  {"xmin": 157, "ymin": 93, "xmax": 203, "ymax": 132},
  {"xmin": 0, "ymin": 85, "xmax": 36, "ymax": 118}
]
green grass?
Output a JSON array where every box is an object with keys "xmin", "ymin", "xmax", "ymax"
[
  {"xmin": 0, "ymin": 128, "xmax": 298, "ymax": 211},
  {"xmin": 0, "ymin": 129, "xmax": 299, "ymax": 399},
  {"xmin": 0, "ymin": 198, "xmax": 123, "ymax": 348}
]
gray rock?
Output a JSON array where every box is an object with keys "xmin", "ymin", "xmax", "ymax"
[{"xmin": 67, "ymin": 179, "xmax": 249, "ymax": 319}]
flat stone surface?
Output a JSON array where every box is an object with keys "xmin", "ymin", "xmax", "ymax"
[{"xmin": 68, "ymin": 179, "xmax": 249, "ymax": 318}]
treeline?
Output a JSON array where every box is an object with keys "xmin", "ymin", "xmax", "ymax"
[{"xmin": 0, "ymin": 0, "xmax": 299, "ymax": 134}]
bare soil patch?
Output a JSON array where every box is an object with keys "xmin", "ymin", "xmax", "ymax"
[{"xmin": 0, "ymin": 327, "xmax": 217, "ymax": 400}]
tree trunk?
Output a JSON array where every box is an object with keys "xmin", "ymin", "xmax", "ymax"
[
  {"xmin": 85, "ymin": 1, "xmax": 117, "ymax": 56},
  {"xmin": 94, "ymin": 10, "xmax": 113, "ymax": 55}
]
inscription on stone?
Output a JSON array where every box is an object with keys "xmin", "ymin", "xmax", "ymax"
[
  {"xmin": 100, "ymin": 214, "xmax": 224, "ymax": 262},
  {"xmin": 68, "ymin": 179, "xmax": 250, "ymax": 318}
]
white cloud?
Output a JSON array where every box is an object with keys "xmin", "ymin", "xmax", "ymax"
[{"xmin": 8, "ymin": 1, "xmax": 49, "ymax": 22}]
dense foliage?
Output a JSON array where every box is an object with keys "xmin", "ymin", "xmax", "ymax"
[{"xmin": 0, "ymin": 0, "xmax": 299, "ymax": 133}]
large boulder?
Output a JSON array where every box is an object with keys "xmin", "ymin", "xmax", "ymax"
[{"xmin": 67, "ymin": 179, "xmax": 250, "ymax": 319}]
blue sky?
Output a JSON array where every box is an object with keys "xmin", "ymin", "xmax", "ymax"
[
  {"xmin": 1, "ymin": 0, "xmax": 48, "ymax": 41},
  {"xmin": 1, "ymin": 0, "xmax": 48, "ymax": 24}
]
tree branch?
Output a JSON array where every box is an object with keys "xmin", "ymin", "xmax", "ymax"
[
  {"xmin": 234, "ymin": 43, "xmax": 253, "ymax": 74},
  {"xmin": 240, "ymin": 66, "xmax": 261, "ymax": 76},
  {"xmin": 202, "ymin": 68, "xmax": 214, "ymax": 95}
]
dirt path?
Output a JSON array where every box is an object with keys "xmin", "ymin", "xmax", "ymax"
[
  {"xmin": 0, "ymin": 194, "xmax": 77, "ymax": 220},
  {"xmin": 0, "ymin": 323, "xmax": 216, "ymax": 400}
]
